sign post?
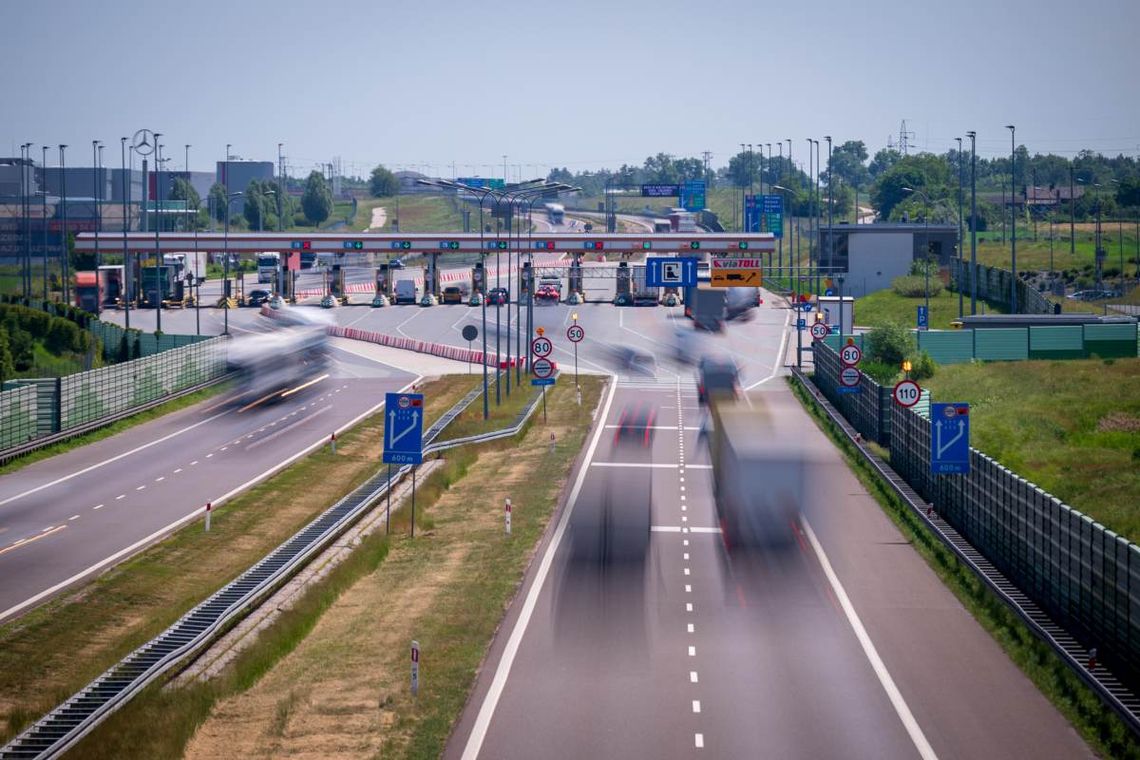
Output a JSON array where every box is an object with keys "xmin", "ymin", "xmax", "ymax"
[
  {"xmin": 838, "ymin": 337, "xmax": 862, "ymax": 394},
  {"xmin": 931, "ymin": 403, "xmax": 971, "ymax": 474},
  {"xmin": 462, "ymin": 324, "xmax": 478, "ymax": 373},
  {"xmin": 567, "ymin": 321, "xmax": 584, "ymax": 388}
]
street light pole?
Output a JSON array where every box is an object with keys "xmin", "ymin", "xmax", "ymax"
[
  {"xmin": 967, "ymin": 131, "xmax": 978, "ymax": 315},
  {"xmin": 904, "ymin": 187, "xmax": 931, "ymax": 322},
  {"xmin": 153, "ymin": 136, "xmax": 163, "ymax": 332},
  {"xmin": 222, "ymin": 191, "xmax": 243, "ymax": 335},
  {"xmin": 956, "ymin": 136, "xmax": 964, "ymax": 318},
  {"xmin": 42, "ymin": 145, "xmax": 50, "ymax": 301},
  {"xmin": 825, "ymin": 136, "xmax": 833, "ymax": 286},
  {"xmin": 1006, "ymin": 125, "xmax": 1017, "ymax": 313}
]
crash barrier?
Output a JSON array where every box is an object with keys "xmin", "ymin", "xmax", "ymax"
[
  {"xmin": 796, "ymin": 366, "xmax": 1140, "ymax": 735},
  {"xmin": 0, "ymin": 338, "xmax": 228, "ymax": 462},
  {"xmin": 811, "ymin": 343, "xmax": 1140, "ymax": 704},
  {"xmin": 327, "ymin": 325, "xmax": 545, "ymax": 370},
  {"xmin": 950, "ymin": 259, "xmax": 1053, "ymax": 315}
]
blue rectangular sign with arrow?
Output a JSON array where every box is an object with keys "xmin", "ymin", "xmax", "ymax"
[
  {"xmin": 930, "ymin": 402, "xmax": 970, "ymax": 474},
  {"xmin": 645, "ymin": 257, "xmax": 697, "ymax": 288},
  {"xmin": 383, "ymin": 392, "xmax": 424, "ymax": 465},
  {"xmin": 917, "ymin": 305, "xmax": 928, "ymax": 329}
]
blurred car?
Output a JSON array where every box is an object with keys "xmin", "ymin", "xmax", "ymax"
[
  {"xmin": 441, "ymin": 286, "xmax": 464, "ymax": 304},
  {"xmin": 487, "ymin": 287, "xmax": 510, "ymax": 305},
  {"xmin": 697, "ymin": 356, "xmax": 741, "ymax": 404},
  {"xmin": 247, "ymin": 289, "xmax": 271, "ymax": 307},
  {"xmin": 389, "ymin": 257, "xmax": 406, "ymax": 269},
  {"xmin": 1068, "ymin": 289, "xmax": 1119, "ymax": 301},
  {"xmin": 613, "ymin": 402, "xmax": 657, "ymax": 448},
  {"xmin": 535, "ymin": 284, "xmax": 560, "ymax": 303}
]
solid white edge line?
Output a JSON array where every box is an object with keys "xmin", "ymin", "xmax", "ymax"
[
  {"xmin": 460, "ymin": 374, "xmax": 619, "ymax": 760},
  {"xmin": 745, "ymin": 304, "xmax": 792, "ymax": 390},
  {"xmin": 0, "ymin": 374, "xmax": 422, "ymax": 625},
  {"xmin": 800, "ymin": 518, "xmax": 938, "ymax": 760}
]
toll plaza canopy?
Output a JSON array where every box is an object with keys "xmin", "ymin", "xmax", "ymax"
[{"xmin": 74, "ymin": 231, "xmax": 777, "ymax": 255}]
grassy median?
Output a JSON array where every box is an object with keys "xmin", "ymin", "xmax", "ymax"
[
  {"xmin": 789, "ymin": 374, "xmax": 1140, "ymax": 759},
  {"xmin": 0, "ymin": 375, "xmax": 483, "ymax": 745},
  {"xmin": 62, "ymin": 375, "xmax": 603, "ymax": 759}
]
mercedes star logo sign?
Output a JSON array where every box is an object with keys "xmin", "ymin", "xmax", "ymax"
[{"xmin": 132, "ymin": 129, "xmax": 155, "ymax": 156}]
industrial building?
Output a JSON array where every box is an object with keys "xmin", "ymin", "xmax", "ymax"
[{"xmin": 818, "ymin": 222, "xmax": 960, "ymax": 297}]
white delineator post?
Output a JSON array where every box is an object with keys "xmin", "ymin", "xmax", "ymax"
[
  {"xmin": 204, "ymin": 502, "xmax": 212, "ymax": 532},
  {"xmin": 411, "ymin": 640, "xmax": 420, "ymax": 696},
  {"xmin": 505, "ymin": 497, "xmax": 512, "ymax": 535},
  {"xmin": 330, "ymin": 431, "xmax": 337, "ymax": 454}
]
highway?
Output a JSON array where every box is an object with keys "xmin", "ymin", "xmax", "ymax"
[
  {"xmin": 0, "ymin": 338, "xmax": 418, "ymax": 622},
  {"xmin": 443, "ymin": 341, "xmax": 1092, "ymax": 759}
]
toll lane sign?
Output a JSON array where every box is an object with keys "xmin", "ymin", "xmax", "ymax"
[
  {"xmin": 931, "ymin": 403, "xmax": 970, "ymax": 474},
  {"xmin": 710, "ymin": 269, "xmax": 762, "ymax": 288},
  {"xmin": 383, "ymin": 392, "xmax": 424, "ymax": 465}
]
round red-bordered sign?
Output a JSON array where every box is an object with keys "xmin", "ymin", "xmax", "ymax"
[
  {"xmin": 531, "ymin": 337, "xmax": 553, "ymax": 358},
  {"xmin": 809, "ymin": 322, "xmax": 831, "ymax": 341},
  {"xmin": 892, "ymin": 379, "xmax": 922, "ymax": 407},
  {"xmin": 567, "ymin": 324, "xmax": 585, "ymax": 343},
  {"xmin": 532, "ymin": 357, "xmax": 555, "ymax": 378},
  {"xmin": 839, "ymin": 366, "xmax": 862, "ymax": 387},
  {"xmin": 839, "ymin": 343, "xmax": 862, "ymax": 366}
]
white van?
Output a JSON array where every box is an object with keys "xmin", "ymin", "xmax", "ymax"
[{"xmin": 394, "ymin": 280, "xmax": 417, "ymax": 305}]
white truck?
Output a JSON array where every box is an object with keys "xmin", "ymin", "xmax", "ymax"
[{"xmin": 394, "ymin": 279, "xmax": 417, "ymax": 305}]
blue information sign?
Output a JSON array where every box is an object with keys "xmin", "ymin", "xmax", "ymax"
[
  {"xmin": 917, "ymin": 305, "xmax": 929, "ymax": 329},
  {"xmin": 797, "ymin": 318, "xmax": 806, "ymax": 328},
  {"xmin": 457, "ymin": 177, "xmax": 506, "ymax": 190},
  {"xmin": 930, "ymin": 403, "xmax": 970, "ymax": 474},
  {"xmin": 745, "ymin": 195, "xmax": 761, "ymax": 233},
  {"xmin": 681, "ymin": 180, "xmax": 706, "ymax": 212},
  {"xmin": 761, "ymin": 194, "xmax": 784, "ymax": 238},
  {"xmin": 531, "ymin": 377, "xmax": 556, "ymax": 386},
  {"xmin": 382, "ymin": 392, "xmax": 424, "ymax": 465},
  {"xmin": 645, "ymin": 257, "xmax": 697, "ymax": 288},
  {"xmin": 641, "ymin": 184, "xmax": 681, "ymax": 197}
]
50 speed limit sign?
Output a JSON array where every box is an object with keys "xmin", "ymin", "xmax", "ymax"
[
  {"xmin": 566, "ymin": 324, "xmax": 585, "ymax": 343},
  {"xmin": 893, "ymin": 379, "xmax": 922, "ymax": 407},
  {"xmin": 839, "ymin": 343, "xmax": 862, "ymax": 366}
]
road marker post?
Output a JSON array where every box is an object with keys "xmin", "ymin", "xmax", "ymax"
[
  {"xmin": 330, "ymin": 431, "xmax": 337, "ymax": 454},
  {"xmin": 204, "ymin": 502, "xmax": 212, "ymax": 533},
  {"xmin": 411, "ymin": 640, "xmax": 420, "ymax": 696},
  {"xmin": 549, "ymin": 432, "xmax": 556, "ymax": 454},
  {"xmin": 505, "ymin": 498, "xmax": 512, "ymax": 535}
]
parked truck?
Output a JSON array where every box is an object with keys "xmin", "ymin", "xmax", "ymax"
[
  {"xmin": 708, "ymin": 401, "xmax": 807, "ymax": 549},
  {"xmin": 630, "ymin": 264, "xmax": 659, "ymax": 306}
]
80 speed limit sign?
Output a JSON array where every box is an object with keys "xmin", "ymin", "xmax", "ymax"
[
  {"xmin": 892, "ymin": 379, "xmax": 922, "ymax": 407},
  {"xmin": 839, "ymin": 343, "xmax": 862, "ymax": 366},
  {"xmin": 531, "ymin": 336, "xmax": 553, "ymax": 357}
]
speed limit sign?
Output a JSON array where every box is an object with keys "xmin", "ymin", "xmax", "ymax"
[
  {"xmin": 839, "ymin": 343, "xmax": 862, "ymax": 366},
  {"xmin": 566, "ymin": 324, "xmax": 585, "ymax": 343},
  {"xmin": 531, "ymin": 336, "xmax": 553, "ymax": 357},
  {"xmin": 809, "ymin": 322, "xmax": 830, "ymax": 341},
  {"xmin": 892, "ymin": 379, "xmax": 922, "ymax": 407}
]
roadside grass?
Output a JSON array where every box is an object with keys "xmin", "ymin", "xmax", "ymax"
[
  {"xmin": 788, "ymin": 374, "xmax": 1140, "ymax": 760},
  {"xmin": 439, "ymin": 372, "xmax": 542, "ymax": 440},
  {"xmin": 855, "ymin": 287, "xmax": 1005, "ymax": 330},
  {"xmin": 0, "ymin": 374, "xmax": 481, "ymax": 744},
  {"xmin": 69, "ymin": 376, "xmax": 604, "ymax": 759},
  {"xmin": 390, "ymin": 195, "xmax": 467, "ymax": 232},
  {"xmin": 921, "ymin": 358, "xmax": 1140, "ymax": 542},
  {"xmin": 0, "ymin": 382, "xmax": 228, "ymax": 477}
]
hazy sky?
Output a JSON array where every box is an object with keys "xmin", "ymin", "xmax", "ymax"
[{"xmin": 4, "ymin": 0, "xmax": 1139, "ymax": 176}]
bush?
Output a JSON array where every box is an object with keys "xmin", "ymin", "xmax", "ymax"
[
  {"xmin": 864, "ymin": 322, "xmax": 915, "ymax": 366},
  {"xmin": 908, "ymin": 350, "xmax": 937, "ymax": 381},
  {"xmin": 892, "ymin": 275, "xmax": 943, "ymax": 298},
  {"xmin": 861, "ymin": 360, "xmax": 900, "ymax": 384}
]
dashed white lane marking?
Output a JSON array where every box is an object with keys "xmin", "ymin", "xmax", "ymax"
[
  {"xmin": 695, "ymin": 733, "xmax": 704, "ymax": 749},
  {"xmin": 220, "ymin": 447, "xmax": 228, "ymax": 452},
  {"xmin": 683, "ymin": 553, "xmax": 690, "ymax": 560},
  {"xmin": 154, "ymin": 477, "xmax": 164, "ymax": 483},
  {"xmin": 801, "ymin": 518, "xmax": 939, "ymax": 760},
  {"xmin": 686, "ymin": 603, "xmax": 693, "ymax": 612},
  {"xmin": 173, "ymin": 468, "xmax": 182, "ymax": 474},
  {"xmin": 685, "ymin": 585, "xmax": 692, "ymax": 593},
  {"xmin": 115, "ymin": 494, "xmax": 125, "ymax": 500},
  {"xmin": 683, "ymin": 539, "xmax": 689, "ymax": 546},
  {"xmin": 41, "ymin": 526, "xmax": 54, "ymax": 532},
  {"xmin": 205, "ymin": 453, "xmax": 213, "ymax": 458},
  {"xmin": 688, "ymin": 645, "xmax": 696, "ymax": 656},
  {"xmin": 683, "ymin": 567, "xmax": 691, "ymax": 575},
  {"xmin": 190, "ymin": 461, "xmax": 199, "ymax": 466},
  {"xmin": 692, "ymin": 700, "xmax": 701, "ymax": 713},
  {"xmin": 687, "ymin": 623, "xmax": 695, "ymax": 633},
  {"xmin": 135, "ymin": 485, "xmax": 146, "ymax": 491},
  {"xmin": 690, "ymin": 671, "xmax": 699, "ymax": 683},
  {"xmin": 69, "ymin": 515, "xmax": 79, "ymax": 521}
]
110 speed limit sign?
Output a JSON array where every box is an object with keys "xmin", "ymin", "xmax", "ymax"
[{"xmin": 893, "ymin": 379, "xmax": 922, "ymax": 407}]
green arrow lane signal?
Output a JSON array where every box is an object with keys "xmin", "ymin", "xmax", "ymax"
[
  {"xmin": 690, "ymin": 241, "xmax": 701, "ymax": 250},
  {"xmin": 642, "ymin": 241, "xmax": 652, "ymax": 249},
  {"xmin": 739, "ymin": 241, "xmax": 749, "ymax": 249}
]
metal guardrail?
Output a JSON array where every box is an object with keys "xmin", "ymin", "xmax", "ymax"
[
  {"xmin": 0, "ymin": 376, "xmax": 532, "ymax": 759},
  {"xmin": 791, "ymin": 367, "xmax": 1140, "ymax": 736}
]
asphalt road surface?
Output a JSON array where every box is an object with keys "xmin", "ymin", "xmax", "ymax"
[
  {"xmin": 442, "ymin": 377, "xmax": 1092, "ymax": 759},
  {"xmin": 0, "ymin": 340, "xmax": 417, "ymax": 622}
]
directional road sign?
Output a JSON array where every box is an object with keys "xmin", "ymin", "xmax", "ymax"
[
  {"xmin": 531, "ymin": 336, "xmax": 553, "ymax": 357},
  {"xmin": 383, "ymin": 392, "xmax": 424, "ymax": 465},
  {"xmin": 801, "ymin": 303, "xmax": 814, "ymax": 313},
  {"xmin": 532, "ymin": 357, "xmax": 555, "ymax": 379},
  {"xmin": 681, "ymin": 180, "xmax": 706, "ymax": 211},
  {"xmin": 931, "ymin": 402, "xmax": 970, "ymax": 474},
  {"xmin": 641, "ymin": 184, "xmax": 681, "ymax": 197},
  {"xmin": 917, "ymin": 305, "xmax": 929, "ymax": 329},
  {"xmin": 839, "ymin": 343, "xmax": 862, "ymax": 366},
  {"xmin": 711, "ymin": 269, "xmax": 761, "ymax": 287},
  {"xmin": 566, "ymin": 324, "xmax": 585, "ymax": 343},
  {"xmin": 646, "ymin": 257, "xmax": 697, "ymax": 288},
  {"xmin": 892, "ymin": 379, "xmax": 922, "ymax": 407},
  {"xmin": 809, "ymin": 322, "xmax": 831, "ymax": 341}
]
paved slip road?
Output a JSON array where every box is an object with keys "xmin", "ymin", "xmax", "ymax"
[
  {"xmin": 436, "ymin": 309, "xmax": 1092, "ymax": 758},
  {"xmin": 0, "ymin": 339, "xmax": 417, "ymax": 622}
]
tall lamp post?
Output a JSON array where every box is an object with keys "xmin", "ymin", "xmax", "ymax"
[
  {"xmin": 903, "ymin": 187, "xmax": 932, "ymax": 323},
  {"xmin": 60, "ymin": 144, "xmax": 69, "ymax": 304},
  {"xmin": 966, "ymin": 131, "xmax": 978, "ymax": 315},
  {"xmin": 222, "ymin": 191, "xmax": 243, "ymax": 335},
  {"xmin": 153, "ymin": 136, "xmax": 164, "ymax": 332},
  {"xmin": 1005, "ymin": 124, "xmax": 1018, "ymax": 313},
  {"xmin": 41, "ymin": 146, "xmax": 50, "ymax": 301},
  {"xmin": 824, "ymin": 136, "xmax": 833, "ymax": 286},
  {"xmin": 955, "ymin": 136, "xmax": 964, "ymax": 318},
  {"xmin": 774, "ymin": 184, "xmax": 802, "ymax": 366}
]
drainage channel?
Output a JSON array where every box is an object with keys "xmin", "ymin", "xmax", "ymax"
[{"xmin": 0, "ymin": 382, "xmax": 489, "ymax": 760}]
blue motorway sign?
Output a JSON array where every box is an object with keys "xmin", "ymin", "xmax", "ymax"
[
  {"xmin": 761, "ymin": 194, "xmax": 783, "ymax": 238},
  {"xmin": 917, "ymin": 305, "xmax": 929, "ymax": 329},
  {"xmin": 801, "ymin": 303, "xmax": 814, "ymax": 313},
  {"xmin": 745, "ymin": 195, "xmax": 760, "ymax": 233},
  {"xmin": 646, "ymin": 257, "xmax": 697, "ymax": 288},
  {"xmin": 383, "ymin": 392, "xmax": 424, "ymax": 465},
  {"xmin": 641, "ymin": 184, "xmax": 681, "ymax": 197},
  {"xmin": 457, "ymin": 177, "xmax": 505, "ymax": 190},
  {"xmin": 681, "ymin": 180, "xmax": 706, "ymax": 212},
  {"xmin": 531, "ymin": 377, "xmax": 556, "ymax": 386},
  {"xmin": 931, "ymin": 403, "xmax": 970, "ymax": 474},
  {"xmin": 797, "ymin": 318, "xmax": 806, "ymax": 328}
]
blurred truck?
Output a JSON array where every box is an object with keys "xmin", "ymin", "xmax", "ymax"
[
  {"xmin": 630, "ymin": 264, "xmax": 659, "ymax": 305},
  {"xmin": 708, "ymin": 401, "xmax": 805, "ymax": 549},
  {"xmin": 688, "ymin": 285, "xmax": 727, "ymax": 331}
]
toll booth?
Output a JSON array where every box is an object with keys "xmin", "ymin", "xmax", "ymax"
[
  {"xmin": 425, "ymin": 253, "xmax": 440, "ymax": 296},
  {"xmin": 615, "ymin": 261, "xmax": 632, "ymax": 297},
  {"xmin": 567, "ymin": 253, "xmax": 583, "ymax": 294},
  {"xmin": 472, "ymin": 262, "xmax": 486, "ymax": 294},
  {"xmin": 281, "ymin": 251, "xmax": 300, "ymax": 300},
  {"xmin": 376, "ymin": 264, "xmax": 392, "ymax": 297},
  {"xmin": 521, "ymin": 261, "xmax": 533, "ymax": 304},
  {"xmin": 328, "ymin": 265, "xmax": 345, "ymax": 297}
]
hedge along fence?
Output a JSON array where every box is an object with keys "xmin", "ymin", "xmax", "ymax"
[
  {"xmin": 950, "ymin": 259, "xmax": 1053, "ymax": 315},
  {"xmin": 0, "ymin": 337, "xmax": 228, "ymax": 457}
]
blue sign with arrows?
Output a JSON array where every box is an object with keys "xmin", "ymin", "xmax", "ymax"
[
  {"xmin": 383, "ymin": 392, "xmax": 424, "ymax": 465},
  {"xmin": 645, "ymin": 257, "xmax": 697, "ymax": 287},
  {"xmin": 931, "ymin": 402, "xmax": 970, "ymax": 474}
]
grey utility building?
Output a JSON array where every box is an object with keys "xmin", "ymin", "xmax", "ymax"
[{"xmin": 818, "ymin": 222, "xmax": 960, "ymax": 297}]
